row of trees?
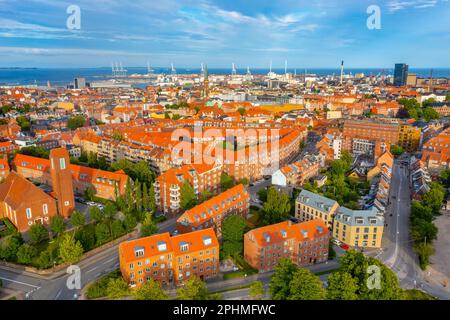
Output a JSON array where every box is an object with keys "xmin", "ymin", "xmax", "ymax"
[
  {"xmin": 98, "ymin": 275, "xmax": 220, "ymax": 300},
  {"xmin": 269, "ymin": 250, "xmax": 405, "ymax": 300},
  {"xmin": 410, "ymin": 181, "xmax": 444, "ymax": 269}
]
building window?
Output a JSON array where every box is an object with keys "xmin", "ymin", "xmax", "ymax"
[
  {"xmin": 26, "ymin": 208, "xmax": 32, "ymax": 219},
  {"xmin": 60, "ymin": 158, "xmax": 66, "ymax": 170}
]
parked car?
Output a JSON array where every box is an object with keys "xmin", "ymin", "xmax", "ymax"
[
  {"xmin": 332, "ymin": 239, "xmax": 342, "ymax": 246},
  {"xmin": 289, "ymin": 217, "xmax": 299, "ymax": 223},
  {"xmin": 340, "ymin": 243, "xmax": 349, "ymax": 250},
  {"xmin": 171, "ymin": 230, "xmax": 179, "ymax": 236}
]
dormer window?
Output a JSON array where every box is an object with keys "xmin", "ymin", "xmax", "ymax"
[
  {"xmin": 203, "ymin": 236, "xmax": 212, "ymax": 246},
  {"xmin": 179, "ymin": 241, "xmax": 189, "ymax": 252},
  {"xmin": 134, "ymin": 246, "xmax": 145, "ymax": 257},
  {"xmin": 157, "ymin": 241, "xmax": 167, "ymax": 252}
]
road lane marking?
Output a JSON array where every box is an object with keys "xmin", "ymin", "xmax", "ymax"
[
  {"xmin": 0, "ymin": 277, "xmax": 40, "ymax": 289},
  {"xmin": 55, "ymin": 289, "xmax": 62, "ymax": 300},
  {"xmin": 86, "ymin": 266, "xmax": 98, "ymax": 273},
  {"xmin": 103, "ymin": 257, "xmax": 117, "ymax": 265}
]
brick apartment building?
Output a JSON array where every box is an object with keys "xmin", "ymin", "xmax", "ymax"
[
  {"xmin": 176, "ymin": 184, "xmax": 250, "ymax": 238},
  {"xmin": 154, "ymin": 163, "xmax": 223, "ymax": 215},
  {"xmin": 13, "ymin": 152, "xmax": 128, "ymax": 201},
  {"xmin": 244, "ymin": 219, "xmax": 329, "ymax": 273},
  {"xmin": 343, "ymin": 119, "xmax": 421, "ymax": 154},
  {"xmin": 119, "ymin": 228, "xmax": 219, "ymax": 288}
]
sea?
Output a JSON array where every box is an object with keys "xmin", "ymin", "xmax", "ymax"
[{"xmin": 1, "ymin": 67, "xmax": 449, "ymax": 87}]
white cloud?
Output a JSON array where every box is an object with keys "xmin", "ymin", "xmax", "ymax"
[{"xmin": 387, "ymin": 0, "xmax": 440, "ymax": 12}]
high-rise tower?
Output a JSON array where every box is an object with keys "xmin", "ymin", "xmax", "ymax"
[
  {"xmin": 393, "ymin": 63, "xmax": 408, "ymax": 87},
  {"xmin": 50, "ymin": 148, "xmax": 75, "ymax": 218},
  {"xmin": 203, "ymin": 64, "xmax": 209, "ymax": 98}
]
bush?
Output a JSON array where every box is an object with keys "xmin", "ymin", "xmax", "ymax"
[
  {"xmin": 75, "ymin": 224, "xmax": 96, "ymax": 251},
  {"xmin": 16, "ymin": 244, "xmax": 37, "ymax": 264},
  {"xmin": 29, "ymin": 224, "xmax": 48, "ymax": 244},
  {"xmin": 86, "ymin": 270, "xmax": 122, "ymax": 299},
  {"xmin": 37, "ymin": 249, "xmax": 54, "ymax": 269}
]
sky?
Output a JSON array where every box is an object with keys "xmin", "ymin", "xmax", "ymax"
[{"xmin": 0, "ymin": 0, "xmax": 449, "ymax": 68}]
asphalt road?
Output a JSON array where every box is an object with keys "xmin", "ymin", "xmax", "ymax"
[
  {"xmin": 375, "ymin": 160, "xmax": 450, "ymax": 299},
  {"xmin": 0, "ymin": 216, "xmax": 178, "ymax": 300}
]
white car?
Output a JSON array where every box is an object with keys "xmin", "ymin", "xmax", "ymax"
[{"xmin": 332, "ymin": 239, "xmax": 342, "ymax": 246}]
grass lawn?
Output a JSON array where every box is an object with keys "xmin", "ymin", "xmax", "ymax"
[{"xmin": 403, "ymin": 289, "xmax": 436, "ymax": 300}]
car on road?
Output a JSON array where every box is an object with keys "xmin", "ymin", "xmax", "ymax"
[
  {"xmin": 263, "ymin": 175, "xmax": 271, "ymax": 180},
  {"xmin": 75, "ymin": 197, "xmax": 86, "ymax": 204},
  {"xmin": 249, "ymin": 183, "xmax": 254, "ymax": 187},
  {"xmin": 340, "ymin": 243, "xmax": 349, "ymax": 250},
  {"xmin": 171, "ymin": 230, "xmax": 179, "ymax": 236},
  {"xmin": 332, "ymin": 239, "xmax": 342, "ymax": 246}
]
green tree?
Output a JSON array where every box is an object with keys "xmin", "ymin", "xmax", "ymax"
[
  {"xmin": 16, "ymin": 244, "xmax": 37, "ymax": 264},
  {"xmin": 123, "ymin": 214, "xmax": 137, "ymax": 231},
  {"xmin": 75, "ymin": 224, "xmax": 96, "ymax": 251},
  {"xmin": 262, "ymin": 187, "xmax": 291, "ymax": 225},
  {"xmin": 125, "ymin": 179, "xmax": 135, "ymax": 213},
  {"xmin": 29, "ymin": 223, "xmax": 48, "ymax": 244},
  {"xmin": 180, "ymin": 180, "xmax": 197, "ymax": 210},
  {"xmin": 111, "ymin": 220, "xmax": 125, "ymax": 238},
  {"xmin": 422, "ymin": 182, "xmax": 445, "ymax": 214},
  {"xmin": 106, "ymin": 278, "xmax": 129, "ymax": 299},
  {"xmin": 84, "ymin": 185, "xmax": 96, "ymax": 201},
  {"xmin": 446, "ymin": 94, "xmax": 450, "ymax": 102},
  {"xmin": 0, "ymin": 233, "xmax": 22, "ymax": 260},
  {"xmin": 135, "ymin": 180, "xmax": 142, "ymax": 212},
  {"xmin": 423, "ymin": 107, "xmax": 440, "ymax": 122},
  {"xmin": 422, "ymin": 98, "xmax": 436, "ymax": 108},
  {"xmin": 222, "ymin": 215, "xmax": 248, "ymax": 243},
  {"xmin": 326, "ymin": 271, "xmax": 359, "ymax": 300},
  {"xmin": 67, "ymin": 115, "xmax": 86, "ymax": 130},
  {"xmin": 37, "ymin": 249, "xmax": 53, "ymax": 269},
  {"xmin": 58, "ymin": 234, "xmax": 84, "ymax": 264},
  {"xmin": 220, "ymin": 173, "xmax": 235, "ymax": 191},
  {"xmin": 16, "ymin": 115, "xmax": 31, "ymax": 131},
  {"xmin": 133, "ymin": 279, "xmax": 168, "ymax": 300},
  {"xmin": 140, "ymin": 213, "xmax": 158, "ymax": 237},
  {"xmin": 390, "ymin": 144, "xmax": 404, "ymax": 157},
  {"xmin": 95, "ymin": 222, "xmax": 111, "ymax": 245},
  {"xmin": 249, "ymin": 281, "xmax": 265, "ymax": 300},
  {"xmin": 71, "ymin": 211, "xmax": 86, "ymax": 229},
  {"xmin": 257, "ymin": 188, "xmax": 268, "ymax": 202},
  {"xmin": 142, "ymin": 182, "xmax": 149, "ymax": 211},
  {"xmin": 237, "ymin": 107, "xmax": 246, "ymax": 116},
  {"xmin": 415, "ymin": 243, "xmax": 435, "ymax": 270},
  {"xmin": 288, "ymin": 268, "xmax": 326, "ymax": 300},
  {"xmin": 50, "ymin": 216, "xmax": 66, "ymax": 237},
  {"xmin": 176, "ymin": 276, "xmax": 210, "ymax": 300},
  {"xmin": 269, "ymin": 258, "xmax": 298, "ymax": 300},
  {"xmin": 89, "ymin": 206, "xmax": 103, "ymax": 222}
]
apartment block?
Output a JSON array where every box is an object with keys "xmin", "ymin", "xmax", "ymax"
[
  {"xmin": 13, "ymin": 152, "xmax": 128, "ymax": 201},
  {"xmin": 0, "ymin": 156, "xmax": 9, "ymax": 181},
  {"xmin": 119, "ymin": 228, "xmax": 219, "ymax": 288},
  {"xmin": 244, "ymin": 219, "xmax": 329, "ymax": 273},
  {"xmin": 332, "ymin": 207, "xmax": 384, "ymax": 248},
  {"xmin": 295, "ymin": 189, "xmax": 340, "ymax": 230},
  {"xmin": 176, "ymin": 184, "xmax": 250, "ymax": 238},
  {"xmin": 154, "ymin": 163, "xmax": 223, "ymax": 215}
]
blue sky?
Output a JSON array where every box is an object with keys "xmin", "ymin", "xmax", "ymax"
[{"xmin": 0, "ymin": 0, "xmax": 449, "ymax": 68}]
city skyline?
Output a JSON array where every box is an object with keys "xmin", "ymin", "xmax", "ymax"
[{"xmin": 0, "ymin": 0, "xmax": 449, "ymax": 68}]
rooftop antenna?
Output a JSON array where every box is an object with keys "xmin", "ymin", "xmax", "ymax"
[{"xmin": 232, "ymin": 63, "xmax": 237, "ymax": 76}]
